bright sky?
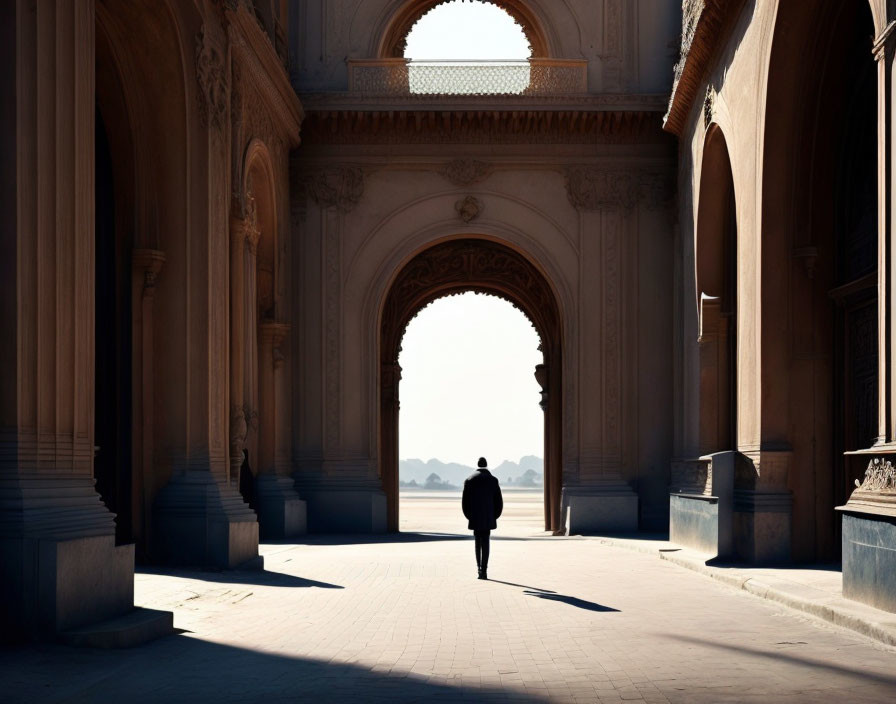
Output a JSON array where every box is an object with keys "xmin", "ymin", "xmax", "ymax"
[
  {"xmin": 403, "ymin": 0, "xmax": 531, "ymax": 61},
  {"xmin": 398, "ymin": 293, "xmax": 544, "ymax": 466}
]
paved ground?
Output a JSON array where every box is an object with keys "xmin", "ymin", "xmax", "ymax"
[{"xmin": 2, "ymin": 492, "xmax": 896, "ymax": 703}]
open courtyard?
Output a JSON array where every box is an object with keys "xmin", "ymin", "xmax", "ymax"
[{"xmin": 2, "ymin": 492, "xmax": 895, "ymax": 703}]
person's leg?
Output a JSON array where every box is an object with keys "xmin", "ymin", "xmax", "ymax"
[
  {"xmin": 481, "ymin": 530, "xmax": 490, "ymax": 573},
  {"xmin": 474, "ymin": 532, "xmax": 482, "ymax": 571}
]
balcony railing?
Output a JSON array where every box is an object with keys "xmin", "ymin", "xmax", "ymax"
[{"xmin": 348, "ymin": 58, "xmax": 588, "ymax": 96}]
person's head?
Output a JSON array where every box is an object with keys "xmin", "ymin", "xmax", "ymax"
[{"xmin": 477, "ymin": 457, "xmax": 487, "ymax": 468}]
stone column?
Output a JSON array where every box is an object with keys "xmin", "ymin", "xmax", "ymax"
[
  {"xmin": 131, "ymin": 249, "xmax": 165, "ymax": 556},
  {"xmin": 229, "ymin": 214, "xmax": 248, "ymax": 489},
  {"xmin": 151, "ymin": 25, "xmax": 259, "ymax": 569},
  {"xmin": 0, "ymin": 0, "xmax": 134, "ymax": 639},
  {"xmin": 255, "ymin": 321, "xmax": 306, "ymax": 538},
  {"xmin": 835, "ymin": 19, "xmax": 896, "ymax": 614}
]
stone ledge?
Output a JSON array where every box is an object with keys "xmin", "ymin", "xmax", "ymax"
[
  {"xmin": 587, "ymin": 534, "xmax": 896, "ymax": 649},
  {"xmin": 60, "ymin": 607, "xmax": 174, "ymax": 649}
]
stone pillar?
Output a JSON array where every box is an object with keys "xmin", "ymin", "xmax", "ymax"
[
  {"xmin": 255, "ymin": 322, "xmax": 306, "ymax": 538},
  {"xmin": 229, "ymin": 214, "xmax": 248, "ymax": 489},
  {"xmin": 562, "ymin": 169, "xmax": 639, "ymax": 534},
  {"xmin": 0, "ymin": 0, "xmax": 134, "ymax": 639},
  {"xmin": 151, "ymin": 26, "xmax": 259, "ymax": 569},
  {"xmin": 131, "ymin": 249, "xmax": 165, "ymax": 556}
]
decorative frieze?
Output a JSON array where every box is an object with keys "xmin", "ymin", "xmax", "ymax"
[{"xmin": 565, "ymin": 167, "xmax": 674, "ymax": 212}]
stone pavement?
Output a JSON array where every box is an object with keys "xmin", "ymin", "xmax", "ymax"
[{"xmin": 1, "ymin": 492, "xmax": 895, "ymax": 703}]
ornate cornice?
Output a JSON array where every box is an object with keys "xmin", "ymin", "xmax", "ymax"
[
  {"xmin": 664, "ymin": 0, "xmax": 747, "ymax": 136},
  {"xmin": 227, "ymin": 3, "xmax": 303, "ymax": 146},
  {"xmin": 300, "ymin": 107, "xmax": 668, "ymax": 146}
]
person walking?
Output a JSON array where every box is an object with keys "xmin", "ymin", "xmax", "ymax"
[{"xmin": 462, "ymin": 457, "xmax": 503, "ymax": 580}]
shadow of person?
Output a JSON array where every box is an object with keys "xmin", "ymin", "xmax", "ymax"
[
  {"xmin": 522, "ymin": 590, "xmax": 619, "ymax": 612},
  {"xmin": 487, "ymin": 580, "xmax": 557, "ymax": 593}
]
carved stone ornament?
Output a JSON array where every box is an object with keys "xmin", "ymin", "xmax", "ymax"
[
  {"xmin": 195, "ymin": 25, "xmax": 228, "ymax": 131},
  {"xmin": 440, "ymin": 159, "xmax": 492, "ymax": 187},
  {"xmin": 242, "ymin": 192, "xmax": 261, "ymax": 253},
  {"xmin": 306, "ymin": 167, "xmax": 364, "ymax": 213},
  {"xmin": 565, "ymin": 168, "xmax": 637, "ymax": 212},
  {"xmin": 455, "ymin": 195, "xmax": 482, "ymax": 223},
  {"xmin": 855, "ymin": 458, "xmax": 896, "ymax": 493},
  {"xmin": 703, "ymin": 85, "xmax": 715, "ymax": 129},
  {"xmin": 230, "ymin": 404, "xmax": 248, "ymax": 456}
]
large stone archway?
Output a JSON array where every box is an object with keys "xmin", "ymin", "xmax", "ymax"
[{"xmin": 380, "ymin": 238, "xmax": 563, "ymax": 533}]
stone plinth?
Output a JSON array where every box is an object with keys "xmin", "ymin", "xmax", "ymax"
[
  {"xmin": 255, "ymin": 474, "xmax": 307, "ymax": 539},
  {"xmin": 837, "ymin": 457, "xmax": 896, "ymax": 613},
  {"xmin": 562, "ymin": 480, "xmax": 639, "ymax": 534},
  {"xmin": 731, "ymin": 451, "xmax": 792, "ymax": 563},
  {"xmin": 153, "ymin": 471, "xmax": 260, "ymax": 568},
  {"xmin": 669, "ymin": 451, "xmax": 734, "ymax": 558}
]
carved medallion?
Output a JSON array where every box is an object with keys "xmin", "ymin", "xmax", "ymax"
[
  {"xmin": 305, "ymin": 167, "xmax": 365, "ymax": 213},
  {"xmin": 440, "ymin": 159, "xmax": 492, "ymax": 187},
  {"xmin": 455, "ymin": 195, "xmax": 482, "ymax": 223},
  {"xmin": 565, "ymin": 167, "xmax": 637, "ymax": 211}
]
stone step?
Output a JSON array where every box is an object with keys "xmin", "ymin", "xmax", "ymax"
[{"xmin": 59, "ymin": 608, "xmax": 174, "ymax": 649}]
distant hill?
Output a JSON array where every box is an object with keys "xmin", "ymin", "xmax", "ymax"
[{"xmin": 399, "ymin": 456, "xmax": 542, "ymax": 486}]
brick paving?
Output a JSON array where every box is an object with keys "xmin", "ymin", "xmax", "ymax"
[{"xmin": 2, "ymin": 492, "xmax": 896, "ymax": 703}]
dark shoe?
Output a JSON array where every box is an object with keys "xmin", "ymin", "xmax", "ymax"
[{"xmin": 480, "ymin": 569, "xmax": 488, "ymax": 580}]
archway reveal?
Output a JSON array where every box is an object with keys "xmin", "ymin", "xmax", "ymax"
[{"xmin": 380, "ymin": 238, "xmax": 563, "ymax": 533}]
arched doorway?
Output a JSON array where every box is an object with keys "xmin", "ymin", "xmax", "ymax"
[
  {"xmin": 696, "ymin": 126, "xmax": 737, "ymax": 455},
  {"xmin": 760, "ymin": 0, "xmax": 877, "ymax": 560},
  {"xmin": 380, "ymin": 239, "xmax": 563, "ymax": 533}
]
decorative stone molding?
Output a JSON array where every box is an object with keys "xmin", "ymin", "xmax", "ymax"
[
  {"xmin": 565, "ymin": 168, "xmax": 637, "ymax": 211},
  {"xmin": 440, "ymin": 159, "xmax": 492, "ymax": 187},
  {"xmin": 301, "ymin": 106, "xmax": 665, "ymax": 146},
  {"xmin": 665, "ymin": 0, "xmax": 746, "ymax": 135},
  {"xmin": 302, "ymin": 167, "xmax": 365, "ymax": 213},
  {"xmin": 455, "ymin": 195, "xmax": 482, "ymax": 223},
  {"xmin": 565, "ymin": 168, "xmax": 674, "ymax": 212},
  {"xmin": 840, "ymin": 456, "xmax": 896, "ymax": 518},
  {"xmin": 856, "ymin": 458, "xmax": 896, "ymax": 492},
  {"xmin": 703, "ymin": 85, "xmax": 715, "ymax": 128},
  {"xmin": 259, "ymin": 322, "xmax": 290, "ymax": 370},
  {"xmin": 195, "ymin": 25, "xmax": 228, "ymax": 131}
]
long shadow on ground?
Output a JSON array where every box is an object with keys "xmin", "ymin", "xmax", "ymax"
[
  {"xmin": 0, "ymin": 637, "xmax": 549, "ymax": 704},
  {"xmin": 488, "ymin": 580, "xmax": 620, "ymax": 613},
  {"xmin": 137, "ymin": 566, "xmax": 343, "ymax": 589}
]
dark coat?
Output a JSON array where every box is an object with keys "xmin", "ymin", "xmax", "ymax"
[{"xmin": 462, "ymin": 468, "xmax": 503, "ymax": 531}]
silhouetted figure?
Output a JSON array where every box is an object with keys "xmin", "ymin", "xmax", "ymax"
[
  {"xmin": 239, "ymin": 448, "xmax": 255, "ymax": 510},
  {"xmin": 462, "ymin": 457, "xmax": 503, "ymax": 580}
]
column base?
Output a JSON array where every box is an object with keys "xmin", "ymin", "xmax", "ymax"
[
  {"xmin": 256, "ymin": 474, "xmax": 307, "ymax": 540},
  {"xmin": 562, "ymin": 480, "xmax": 639, "ymax": 534},
  {"xmin": 153, "ymin": 471, "xmax": 259, "ymax": 568},
  {"xmin": 733, "ymin": 490, "xmax": 791, "ymax": 563},
  {"xmin": 295, "ymin": 477, "xmax": 387, "ymax": 533},
  {"xmin": 0, "ymin": 475, "xmax": 135, "ymax": 641}
]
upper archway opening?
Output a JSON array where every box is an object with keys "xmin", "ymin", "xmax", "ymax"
[
  {"xmin": 404, "ymin": 1, "xmax": 532, "ymax": 61},
  {"xmin": 403, "ymin": 1, "xmax": 532, "ymax": 94}
]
